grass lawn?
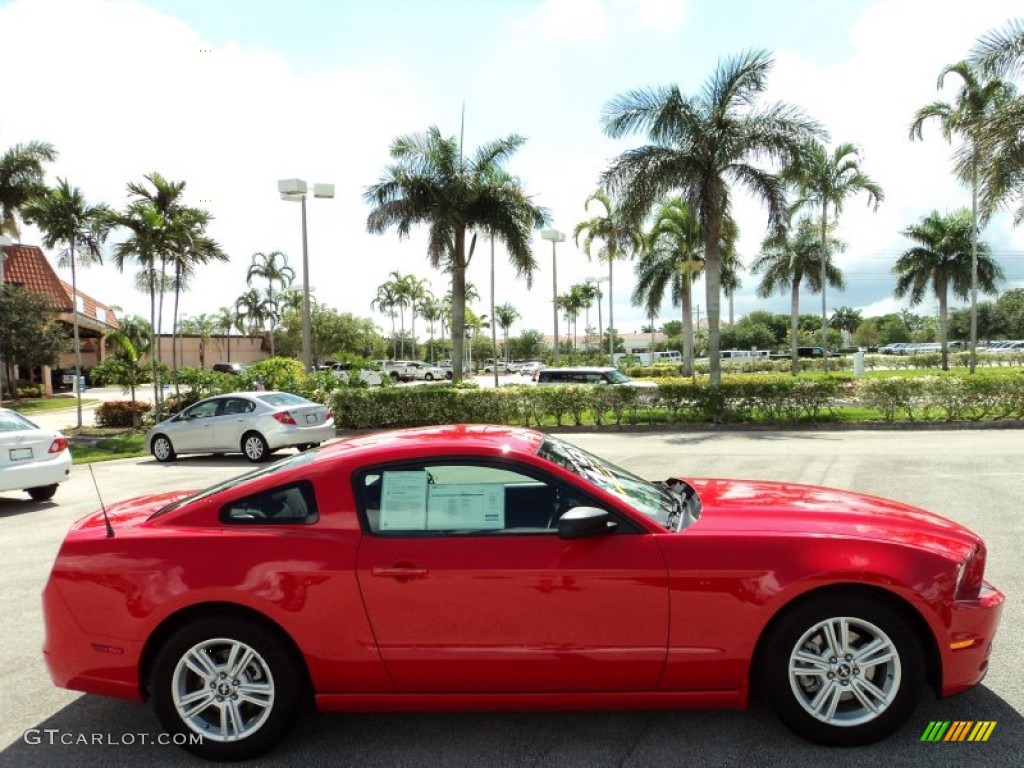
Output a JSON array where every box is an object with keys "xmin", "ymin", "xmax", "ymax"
[
  {"xmin": 5, "ymin": 396, "xmax": 98, "ymax": 414},
  {"xmin": 69, "ymin": 433, "xmax": 148, "ymax": 464}
]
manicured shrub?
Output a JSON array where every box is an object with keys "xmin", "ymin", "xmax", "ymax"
[{"xmin": 95, "ymin": 400, "xmax": 151, "ymax": 428}]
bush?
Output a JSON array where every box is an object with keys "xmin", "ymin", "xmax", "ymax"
[{"xmin": 95, "ymin": 400, "xmax": 151, "ymax": 428}]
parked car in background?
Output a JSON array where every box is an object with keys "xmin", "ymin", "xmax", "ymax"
[
  {"xmin": 0, "ymin": 408, "xmax": 71, "ymax": 501},
  {"xmin": 482, "ymin": 359, "xmax": 512, "ymax": 374},
  {"xmin": 518, "ymin": 361, "xmax": 545, "ymax": 377},
  {"xmin": 435, "ymin": 360, "xmax": 454, "ymax": 379},
  {"xmin": 406, "ymin": 362, "xmax": 447, "ymax": 381},
  {"xmin": 146, "ymin": 391, "xmax": 334, "ymax": 463},
  {"xmin": 536, "ymin": 367, "xmax": 657, "ymax": 390},
  {"xmin": 212, "ymin": 362, "xmax": 248, "ymax": 375},
  {"xmin": 43, "ymin": 425, "xmax": 1004, "ymax": 760},
  {"xmin": 320, "ymin": 362, "xmax": 384, "ymax": 386}
]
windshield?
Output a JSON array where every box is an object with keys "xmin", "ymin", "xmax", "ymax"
[
  {"xmin": 256, "ymin": 392, "xmax": 309, "ymax": 407},
  {"xmin": 536, "ymin": 435, "xmax": 675, "ymax": 526},
  {"xmin": 605, "ymin": 370, "xmax": 630, "ymax": 384},
  {"xmin": 149, "ymin": 450, "xmax": 319, "ymax": 518}
]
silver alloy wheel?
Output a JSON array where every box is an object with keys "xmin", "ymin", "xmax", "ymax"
[
  {"xmin": 171, "ymin": 637, "xmax": 275, "ymax": 742},
  {"xmin": 243, "ymin": 434, "xmax": 266, "ymax": 461},
  {"xmin": 152, "ymin": 436, "xmax": 173, "ymax": 461},
  {"xmin": 788, "ymin": 616, "xmax": 901, "ymax": 727}
]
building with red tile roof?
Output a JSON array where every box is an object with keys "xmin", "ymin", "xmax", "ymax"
[{"xmin": 1, "ymin": 242, "xmax": 119, "ymax": 393}]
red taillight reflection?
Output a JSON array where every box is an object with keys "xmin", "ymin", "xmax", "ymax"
[
  {"xmin": 49, "ymin": 437, "xmax": 69, "ymax": 454},
  {"xmin": 273, "ymin": 411, "xmax": 297, "ymax": 425},
  {"xmin": 326, "ymin": 410, "xmax": 333, "ymax": 422}
]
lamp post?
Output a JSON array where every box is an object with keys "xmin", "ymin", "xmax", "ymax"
[
  {"xmin": 587, "ymin": 275, "xmax": 609, "ymax": 361},
  {"xmin": 0, "ymin": 235, "xmax": 11, "ymax": 404},
  {"xmin": 278, "ymin": 178, "xmax": 334, "ymax": 371},
  {"xmin": 541, "ymin": 229, "xmax": 565, "ymax": 365}
]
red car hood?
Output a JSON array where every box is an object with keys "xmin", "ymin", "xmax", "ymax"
[
  {"xmin": 72, "ymin": 491, "xmax": 196, "ymax": 535},
  {"xmin": 682, "ymin": 477, "xmax": 981, "ymax": 556}
]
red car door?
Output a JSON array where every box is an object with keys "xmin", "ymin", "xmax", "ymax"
[{"xmin": 354, "ymin": 462, "xmax": 669, "ymax": 692}]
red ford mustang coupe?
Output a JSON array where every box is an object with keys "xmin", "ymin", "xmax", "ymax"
[{"xmin": 43, "ymin": 425, "xmax": 1003, "ymax": 761}]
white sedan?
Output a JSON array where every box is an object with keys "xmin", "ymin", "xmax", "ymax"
[
  {"xmin": 406, "ymin": 362, "xmax": 447, "ymax": 381},
  {"xmin": 146, "ymin": 391, "xmax": 334, "ymax": 463},
  {"xmin": 0, "ymin": 408, "xmax": 72, "ymax": 501}
]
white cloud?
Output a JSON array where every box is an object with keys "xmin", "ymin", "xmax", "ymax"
[
  {"xmin": 517, "ymin": 0, "xmax": 610, "ymax": 41},
  {"xmin": 615, "ymin": 0, "xmax": 688, "ymax": 32}
]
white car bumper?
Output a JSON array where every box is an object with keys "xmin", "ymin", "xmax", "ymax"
[
  {"xmin": 266, "ymin": 422, "xmax": 336, "ymax": 450},
  {"xmin": 0, "ymin": 450, "xmax": 72, "ymax": 493}
]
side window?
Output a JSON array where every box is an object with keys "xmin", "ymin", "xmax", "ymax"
[
  {"xmin": 185, "ymin": 400, "xmax": 221, "ymax": 419},
  {"xmin": 358, "ymin": 464, "xmax": 588, "ymax": 536},
  {"xmin": 220, "ymin": 480, "xmax": 319, "ymax": 524}
]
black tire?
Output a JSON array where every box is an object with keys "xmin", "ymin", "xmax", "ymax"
[
  {"xmin": 758, "ymin": 593, "xmax": 924, "ymax": 746},
  {"xmin": 241, "ymin": 431, "xmax": 270, "ymax": 463},
  {"xmin": 151, "ymin": 434, "xmax": 177, "ymax": 463},
  {"xmin": 27, "ymin": 484, "xmax": 58, "ymax": 501},
  {"xmin": 389, "ymin": 371, "xmax": 400, "ymax": 382},
  {"xmin": 445, "ymin": 371, "xmax": 453, "ymax": 380},
  {"xmin": 150, "ymin": 616, "xmax": 305, "ymax": 761},
  {"xmin": 424, "ymin": 373, "xmax": 434, "ymax": 381}
]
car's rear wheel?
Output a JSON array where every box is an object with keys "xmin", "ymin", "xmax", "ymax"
[
  {"xmin": 424, "ymin": 373, "xmax": 434, "ymax": 381},
  {"xmin": 27, "ymin": 484, "xmax": 58, "ymax": 501},
  {"xmin": 151, "ymin": 435, "xmax": 176, "ymax": 462},
  {"xmin": 150, "ymin": 617, "xmax": 305, "ymax": 761},
  {"xmin": 389, "ymin": 371, "xmax": 400, "ymax": 382},
  {"xmin": 758, "ymin": 593, "xmax": 924, "ymax": 746},
  {"xmin": 241, "ymin": 432, "xmax": 270, "ymax": 463}
]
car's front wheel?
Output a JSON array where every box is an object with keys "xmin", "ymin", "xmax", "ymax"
[
  {"xmin": 424, "ymin": 373, "xmax": 434, "ymax": 381},
  {"xmin": 241, "ymin": 432, "xmax": 270, "ymax": 463},
  {"xmin": 27, "ymin": 484, "xmax": 58, "ymax": 501},
  {"xmin": 758, "ymin": 592, "xmax": 924, "ymax": 746},
  {"xmin": 151, "ymin": 435, "xmax": 177, "ymax": 462},
  {"xmin": 150, "ymin": 617, "xmax": 305, "ymax": 761}
]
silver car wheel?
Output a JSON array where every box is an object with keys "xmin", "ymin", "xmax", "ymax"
[
  {"xmin": 787, "ymin": 616, "xmax": 901, "ymax": 727},
  {"xmin": 242, "ymin": 433, "xmax": 268, "ymax": 462},
  {"xmin": 152, "ymin": 435, "xmax": 175, "ymax": 462},
  {"xmin": 171, "ymin": 637, "xmax": 275, "ymax": 743}
]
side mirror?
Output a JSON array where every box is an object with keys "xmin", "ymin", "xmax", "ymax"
[{"xmin": 558, "ymin": 506, "xmax": 617, "ymax": 540}]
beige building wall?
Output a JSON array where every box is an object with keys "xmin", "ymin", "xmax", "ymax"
[{"xmin": 143, "ymin": 335, "xmax": 271, "ymax": 369}]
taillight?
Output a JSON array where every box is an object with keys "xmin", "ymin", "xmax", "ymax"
[
  {"xmin": 48, "ymin": 437, "xmax": 69, "ymax": 453},
  {"xmin": 325, "ymin": 410, "xmax": 333, "ymax": 422},
  {"xmin": 955, "ymin": 544, "xmax": 986, "ymax": 601},
  {"xmin": 273, "ymin": 411, "xmax": 297, "ymax": 425}
]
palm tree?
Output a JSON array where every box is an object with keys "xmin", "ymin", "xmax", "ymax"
[
  {"xmin": 632, "ymin": 198, "xmax": 704, "ymax": 375},
  {"xmin": 601, "ymin": 49, "xmax": 823, "ymax": 385},
  {"xmin": 573, "ymin": 190, "xmax": 642, "ymax": 361},
  {"xmin": 371, "ymin": 281, "xmax": 399, "ymax": 358},
  {"xmin": 235, "ymin": 288, "xmax": 270, "ymax": 336},
  {"xmin": 365, "ymin": 126, "xmax": 549, "ymax": 382},
  {"xmin": 215, "ymin": 306, "xmax": 236, "ymax": 363},
  {"xmin": 894, "ymin": 210, "xmax": 1003, "ymax": 370},
  {"xmin": 178, "ymin": 313, "xmax": 219, "ymax": 369},
  {"xmin": 168, "ymin": 208, "xmax": 226, "ymax": 376},
  {"xmin": 246, "ymin": 251, "xmax": 293, "ymax": 357},
  {"xmin": 971, "ymin": 18, "xmax": 1024, "ymax": 77},
  {"xmin": 101, "ymin": 329, "xmax": 151, "ymax": 423},
  {"xmin": 108, "ymin": 173, "xmax": 189, "ymax": 405},
  {"xmin": 785, "ymin": 141, "xmax": 883, "ymax": 366},
  {"xmin": 830, "ymin": 306, "xmax": 863, "ymax": 341},
  {"xmin": 405, "ymin": 275, "xmax": 430, "ymax": 360},
  {"xmin": 575, "ymin": 282, "xmax": 598, "ymax": 346},
  {"xmin": 22, "ymin": 179, "xmax": 111, "ymax": 428},
  {"xmin": 419, "ymin": 295, "xmax": 444, "ymax": 363},
  {"xmin": 1, "ymin": 141, "xmax": 57, "ymax": 238},
  {"xmin": 910, "ymin": 61, "xmax": 1015, "ymax": 373},
  {"xmin": 750, "ymin": 217, "xmax": 845, "ymax": 374},
  {"xmin": 494, "ymin": 302, "xmax": 520, "ymax": 362}
]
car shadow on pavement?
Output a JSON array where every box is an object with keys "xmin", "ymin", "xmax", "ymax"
[
  {"xmin": 4, "ymin": 686, "xmax": 1020, "ymax": 767},
  {"xmin": 0, "ymin": 498, "xmax": 57, "ymax": 518}
]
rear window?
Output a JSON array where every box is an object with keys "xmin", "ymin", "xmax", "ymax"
[
  {"xmin": 0, "ymin": 410, "xmax": 38, "ymax": 431},
  {"xmin": 220, "ymin": 480, "xmax": 319, "ymax": 524},
  {"xmin": 256, "ymin": 392, "xmax": 309, "ymax": 407}
]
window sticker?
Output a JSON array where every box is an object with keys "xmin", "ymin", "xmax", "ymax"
[
  {"xmin": 380, "ymin": 471, "xmax": 429, "ymax": 530},
  {"xmin": 427, "ymin": 484, "xmax": 505, "ymax": 530}
]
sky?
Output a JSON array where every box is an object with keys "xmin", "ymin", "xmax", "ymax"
[{"xmin": 2, "ymin": 0, "xmax": 1024, "ymax": 340}]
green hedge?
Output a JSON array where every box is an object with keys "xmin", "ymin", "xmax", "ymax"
[
  {"xmin": 326, "ymin": 371, "xmax": 1024, "ymax": 429},
  {"xmin": 95, "ymin": 400, "xmax": 152, "ymax": 427}
]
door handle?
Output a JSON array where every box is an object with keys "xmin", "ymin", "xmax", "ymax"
[{"xmin": 371, "ymin": 565, "xmax": 429, "ymax": 579}]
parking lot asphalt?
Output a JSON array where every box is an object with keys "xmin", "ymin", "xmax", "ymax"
[{"xmin": 0, "ymin": 429, "xmax": 1021, "ymax": 767}]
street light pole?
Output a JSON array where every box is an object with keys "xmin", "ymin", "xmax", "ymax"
[
  {"xmin": 278, "ymin": 179, "xmax": 334, "ymax": 372},
  {"xmin": 541, "ymin": 229, "xmax": 565, "ymax": 366}
]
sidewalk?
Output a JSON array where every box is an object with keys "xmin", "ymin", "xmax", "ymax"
[{"xmin": 13, "ymin": 386, "xmax": 155, "ymax": 432}]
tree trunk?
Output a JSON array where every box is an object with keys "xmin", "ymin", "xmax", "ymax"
[
  {"xmin": 681, "ymin": 270, "xmax": 694, "ymax": 377},
  {"xmin": 969, "ymin": 155, "xmax": 979, "ymax": 375},
  {"xmin": 172, "ymin": 269, "xmax": 182, "ymax": 397},
  {"xmin": 790, "ymin": 274, "xmax": 801, "ymax": 376},
  {"xmin": 450, "ymin": 229, "xmax": 467, "ymax": 382},
  {"xmin": 938, "ymin": 279, "xmax": 949, "ymax": 372},
  {"xmin": 607, "ymin": 257, "xmax": 614, "ymax": 360},
  {"xmin": 820, "ymin": 201, "xmax": 830, "ymax": 374},
  {"xmin": 70, "ymin": 248, "xmax": 83, "ymax": 429},
  {"xmin": 705, "ymin": 196, "xmax": 723, "ymax": 387},
  {"xmin": 150, "ymin": 273, "xmax": 160, "ymax": 408}
]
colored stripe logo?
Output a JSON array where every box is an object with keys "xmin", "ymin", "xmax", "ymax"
[{"xmin": 920, "ymin": 721, "xmax": 996, "ymax": 742}]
